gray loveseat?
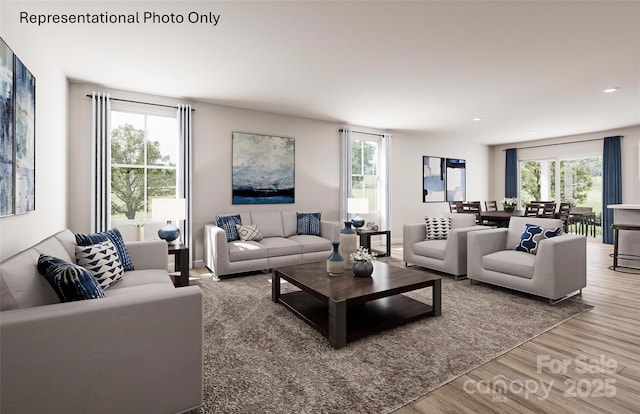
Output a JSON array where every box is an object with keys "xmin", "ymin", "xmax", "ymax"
[
  {"xmin": 0, "ymin": 229, "xmax": 203, "ymax": 414},
  {"xmin": 204, "ymin": 211, "xmax": 340, "ymax": 277},
  {"xmin": 467, "ymin": 216, "xmax": 587, "ymax": 303}
]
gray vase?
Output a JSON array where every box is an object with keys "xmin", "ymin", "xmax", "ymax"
[{"xmin": 352, "ymin": 260, "xmax": 374, "ymax": 277}]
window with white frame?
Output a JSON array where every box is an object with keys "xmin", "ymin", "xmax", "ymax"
[
  {"xmin": 351, "ymin": 135, "xmax": 381, "ymax": 214},
  {"xmin": 110, "ymin": 107, "xmax": 178, "ymax": 224}
]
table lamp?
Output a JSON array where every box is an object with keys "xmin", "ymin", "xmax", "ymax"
[
  {"xmin": 348, "ymin": 197, "xmax": 369, "ymax": 228},
  {"xmin": 152, "ymin": 198, "xmax": 186, "ymax": 244}
]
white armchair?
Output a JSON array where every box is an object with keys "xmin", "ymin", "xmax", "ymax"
[
  {"xmin": 403, "ymin": 213, "xmax": 488, "ymax": 278},
  {"xmin": 467, "ymin": 216, "xmax": 586, "ymax": 303}
]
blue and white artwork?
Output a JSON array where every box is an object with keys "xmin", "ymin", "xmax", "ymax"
[
  {"xmin": 14, "ymin": 56, "xmax": 35, "ymax": 213},
  {"xmin": 446, "ymin": 158, "xmax": 466, "ymax": 202},
  {"xmin": 232, "ymin": 132, "xmax": 294, "ymax": 204},
  {"xmin": 423, "ymin": 156, "xmax": 445, "ymax": 202},
  {"xmin": 0, "ymin": 38, "xmax": 14, "ymax": 216}
]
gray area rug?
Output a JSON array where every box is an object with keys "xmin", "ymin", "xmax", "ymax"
[{"xmin": 195, "ymin": 262, "xmax": 591, "ymax": 413}]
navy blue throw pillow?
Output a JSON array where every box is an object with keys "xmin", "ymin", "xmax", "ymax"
[
  {"xmin": 514, "ymin": 223, "xmax": 562, "ymax": 255},
  {"xmin": 37, "ymin": 255, "xmax": 106, "ymax": 302},
  {"xmin": 75, "ymin": 228, "xmax": 134, "ymax": 271},
  {"xmin": 216, "ymin": 214, "xmax": 243, "ymax": 242},
  {"xmin": 296, "ymin": 212, "xmax": 322, "ymax": 236}
]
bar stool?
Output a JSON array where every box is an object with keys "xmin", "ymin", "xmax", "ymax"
[{"xmin": 610, "ymin": 224, "xmax": 640, "ymax": 273}]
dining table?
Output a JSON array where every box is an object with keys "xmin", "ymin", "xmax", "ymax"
[{"xmin": 479, "ymin": 210, "xmax": 525, "ymax": 226}]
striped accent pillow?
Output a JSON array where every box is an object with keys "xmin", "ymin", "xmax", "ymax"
[
  {"xmin": 236, "ymin": 224, "xmax": 262, "ymax": 241},
  {"xmin": 425, "ymin": 217, "xmax": 451, "ymax": 240},
  {"xmin": 75, "ymin": 228, "xmax": 134, "ymax": 271},
  {"xmin": 216, "ymin": 214, "xmax": 242, "ymax": 241},
  {"xmin": 296, "ymin": 212, "xmax": 322, "ymax": 236},
  {"xmin": 37, "ymin": 255, "xmax": 105, "ymax": 302},
  {"xmin": 75, "ymin": 240, "xmax": 125, "ymax": 289}
]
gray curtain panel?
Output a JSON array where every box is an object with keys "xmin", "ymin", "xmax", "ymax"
[{"xmin": 177, "ymin": 104, "xmax": 193, "ymax": 266}]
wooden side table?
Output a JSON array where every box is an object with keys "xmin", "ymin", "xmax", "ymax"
[
  {"xmin": 356, "ymin": 229, "xmax": 391, "ymax": 257},
  {"xmin": 168, "ymin": 244, "xmax": 189, "ymax": 287}
]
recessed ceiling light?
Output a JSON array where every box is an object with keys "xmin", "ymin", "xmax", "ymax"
[
  {"xmin": 472, "ymin": 117, "xmax": 483, "ymax": 122},
  {"xmin": 529, "ymin": 130, "xmax": 537, "ymax": 134},
  {"xmin": 603, "ymin": 87, "xmax": 619, "ymax": 93}
]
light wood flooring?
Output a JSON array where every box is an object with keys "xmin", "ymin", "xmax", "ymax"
[{"xmin": 393, "ymin": 239, "xmax": 640, "ymax": 414}]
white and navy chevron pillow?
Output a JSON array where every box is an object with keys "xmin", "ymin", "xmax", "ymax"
[
  {"xmin": 75, "ymin": 240, "xmax": 125, "ymax": 289},
  {"xmin": 236, "ymin": 224, "xmax": 263, "ymax": 241},
  {"xmin": 75, "ymin": 228, "xmax": 134, "ymax": 271},
  {"xmin": 425, "ymin": 217, "xmax": 451, "ymax": 240}
]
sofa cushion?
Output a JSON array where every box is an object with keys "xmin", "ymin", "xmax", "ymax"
[
  {"xmin": 288, "ymin": 235, "xmax": 332, "ymax": 254},
  {"xmin": 424, "ymin": 217, "xmax": 451, "ymax": 240},
  {"xmin": 216, "ymin": 214, "xmax": 243, "ymax": 242},
  {"xmin": 259, "ymin": 237, "xmax": 303, "ymax": 257},
  {"xmin": 107, "ymin": 269, "xmax": 173, "ymax": 290},
  {"xmin": 228, "ymin": 240, "xmax": 268, "ymax": 262},
  {"xmin": 236, "ymin": 224, "xmax": 263, "ymax": 241},
  {"xmin": 104, "ymin": 283, "xmax": 174, "ymax": 298},
  {"xmin": 75, "ymin": 228, "xmax": 134, "ymax": 271},
  {"xmin": 37, "ymin": 255, "xmax": 106, "ymax": 302},
  {"xmin": 482, "ymin": 250, "xmax": 535, "ymax": 279},
  {"xmin": 296, "ymin": 212, "xmax": 322, "ymax": 236},
  {"xmin": 514, "ymin": 223, "xmax": 562, "ymax": 254},
  {"xmin": 251, "ymin": 212, "xmax": 285, "ymax": 238},
  {"xmin": 75, "ymin": 240, "xmax": 124, "ymax": 289},
  {"xmin": 413, "ymin": 239, "xmax": 447, "ymax": 260},
  {"xmin": 282, "ymin": 211, "xmax": 298, "ymax": 237},
  {"xmin": 0, "ymin": 248, "xmax": 59, "ymax": 310}
]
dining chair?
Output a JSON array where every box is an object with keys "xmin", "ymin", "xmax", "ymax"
[
  {"xmin": 449, "ymin": 201, "xmax": 461, "ymax": 213},
  {"xmin": 558, "ymin": 202, "xmax": 571, "ymax": 232},
  {"xmin": 524, "ymin": 204, "xmax": 539, "ymax": 217},
  {"xmin": 539, "ymin": 203, "xmax": 557, "ymax": 218},
  {"xmin": 458, "ymin": 202, "xmax": 482, "ymax": 223},
  {"xmin": 485, "ymin": 200, "xmax": 498, "ymax": 212}
]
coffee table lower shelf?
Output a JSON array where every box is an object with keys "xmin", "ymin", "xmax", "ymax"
[{"xmin": 278, "ymin": 291, "xmax": 434, "ymax": 347}]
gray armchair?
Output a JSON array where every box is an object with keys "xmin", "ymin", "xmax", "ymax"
[
  {"xmin": 403, "ymin": 213, "xmax": 488, "ymax": 278},
  {"xmin": 467, "ymin": 217, "xmax": 586, "ymax": 303}
]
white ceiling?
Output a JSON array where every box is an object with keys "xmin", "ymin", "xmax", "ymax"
[{"xmin": 4, "ymin": 0, "xmax": 640, "ymax": 145}]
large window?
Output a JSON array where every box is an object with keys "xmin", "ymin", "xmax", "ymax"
[
  {"xmin": 519, "ymin": 156, "xmax": 602, "ymax": 213},
  {"xmin": 110, "ymin": 109, "xmax": 178, "ymax": 223},
  {"xmin": 351, "ymin": 136, "xmax": 380, "ymax": 213}
]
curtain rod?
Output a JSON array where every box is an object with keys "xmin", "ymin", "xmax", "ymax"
[
  {"xmin": 502, "ymin": 136, "xmax": 623, "ymax": 151},
  {"xmin": 339, "ymin": 128, "xmax": 384, "ymax": 137},
  {"xmin": 85, "ymin": 94, "xmax": 195, "ymax": 111}
]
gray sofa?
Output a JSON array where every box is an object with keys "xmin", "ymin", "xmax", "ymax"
[
  {"xmin": 467, "ymin": 216, "xmax": 587, "ymax": 303},
  {"xmin": 403, "ymin": 213, "xmax": 488, "ymax": 278},
  {"xmin": 204, "ymin": 211, "xmax": 340, "ymax": 277},
  {"xmin": 0, "ymin": 229, "xmax": 203, "ymax": 414}
]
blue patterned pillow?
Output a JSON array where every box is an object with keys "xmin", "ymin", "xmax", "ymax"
[
  {"xmin": 216, "ymin": 214, "xmax": 243, "ymax": 241},
  {"xmin": 75, "ymin": 228, "xmax": 134, "ymax": 271},
  {"xmin": 425, "ymin": 217, "xmax": 451, "ymax": 240},
  {"xmin": 296, "ymin": 212, "xmax": 322, "ymax": 236},
  {"xmin": 515, "ymin": 223, "xmax": 562, "ymax": 254},
  {"xmin": 37, "ymin": 255, "xmax": 106, "ymax": 302}
]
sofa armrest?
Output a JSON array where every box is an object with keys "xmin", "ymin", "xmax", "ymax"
[
  {"xmin": 0, "ymin": 286, "xmax": 203, "ymax": 414},
  {"xmin": 534, "ymin": 234, "xmax": 587, "ymax": 296},
  {"xmin": 125, "ymin": 240, "xmax": 169, "ymax": 270},
  {"xmin": 320, "ymin": 220, "xmax": 340, "ymax": 242},
  {"xmin": 441, "ymin": 225, "xmax": 491, "ymax": 273},
  {"xmin": 204, "ymin": 224, "xmax": 230, "ymax": 272}
]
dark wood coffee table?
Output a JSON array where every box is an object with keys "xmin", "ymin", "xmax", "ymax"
[{"xmin": 272, "ymin": 261, "xmax": 441, "ymax": 349}]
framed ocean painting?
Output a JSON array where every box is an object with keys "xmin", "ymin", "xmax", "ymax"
[{"xmin": 232, "ymin": 132, "xmax": 295, "ymax": 204}]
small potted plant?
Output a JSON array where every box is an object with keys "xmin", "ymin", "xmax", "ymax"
[
  {"xmin": 501, "ymin": 197, "xmax": 518, "ymax": 212},
  {"xmin": 349, "ymin": 246, "xmax": 376, "ymax": 277}
]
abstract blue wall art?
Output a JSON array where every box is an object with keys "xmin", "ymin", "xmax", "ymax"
[
  {"xmin": 14, "ymin": 56, "xmax": 35, "ymax": 213},
  {"xmin": 446, "ymin": 158, "xmax": 466, "ymax": 202},
  {"xmin": 0, "ymin": 38, "xmax": 14, "ymax": 216},
  {"xmin": 232, "ymin": 132, "xmax": 295, "ymax": 204},
  {"xmin": 423, "ymin": 156, "xmax": 445, "ymax": 202}
]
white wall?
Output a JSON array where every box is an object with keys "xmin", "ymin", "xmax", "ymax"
[
  {"xmin": 489, "ymin": 125, "xmax": 640, "ymax": 204},
  {"xmin": 390, "ymin": 132, "xmax": 491, "ymax": 242},
  {"xmin": 0, "ymin": 26, "xmax": 68, "ymax": 260}
]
